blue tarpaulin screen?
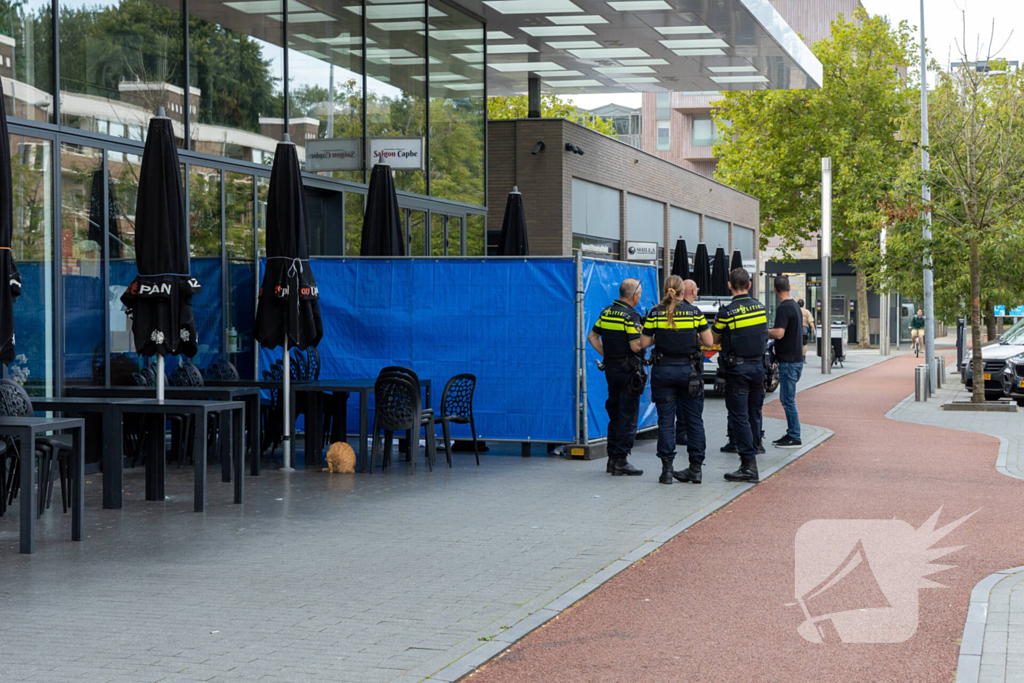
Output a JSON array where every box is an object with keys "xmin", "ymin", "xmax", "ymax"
[
  {"xmin": 260, "ymin": 258, "xmax": 578, "ymax": 443},
  {"xmin": 582, "ymin": 259, "xmax": 659, "ymax": 441}
]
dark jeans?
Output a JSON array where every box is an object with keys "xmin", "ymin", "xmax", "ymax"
[
  {"xmin": 779, "ymin": 361, "xmax": 803, "ymax": 440},
  {"xmin": 651, "ymin": 364, "xmax": 705, "ymax": 464},
  {"xmin": 605, "ymin": 366, "xmax": 641, "ymax": 460},
  {"xmin": 724, "ymin": 361, "xmax": 766, "ymax": 461}
]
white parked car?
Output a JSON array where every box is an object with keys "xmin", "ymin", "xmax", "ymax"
[{"xmin": 963, "ymin": 319, "xmax": 1024, "ymax": 399}]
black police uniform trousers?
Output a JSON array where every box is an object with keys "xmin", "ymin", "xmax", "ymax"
[
  {"xmin": 651, "ymin": 363, "xmax": 705, "ymax": 464},
  {"xmin": 604, "ymin": 365, "xmax": 641, "ymax": 461},
  {"xmin": 724, "ymin": 360, "xmax": 766, "ymax": 461}
]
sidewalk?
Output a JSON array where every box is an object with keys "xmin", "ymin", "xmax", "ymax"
[{"xmin": 466, "ymin": 354, "xmax": 1024, "ymax": 683}]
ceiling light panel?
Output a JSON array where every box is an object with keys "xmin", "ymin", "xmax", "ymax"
[
  {"xmin": 269, "ymin": 11, "xmax": 334, "ymax": 22},
  {"xmin": 320, "ymin": 34, "xmax": 374, "ymax": 45},
  {"xmin": 568, "ymin": 47, "xmax": 648, "ymax": 58},
  {"xmin": 346, "ymin": 4, "xmax": 447, "ymax": 19},
  {"xmin": 607, "ymin": 0, "xmax": 671, "ymax": 10},
  {"xmin": 613, "ymin": 76, "xmax": 659, "ymax": 83},
  {"xmin": 411, "ymin": 72, "xmax": 468, "ymax": 81},
  {"xmin": 594, "ymin": 66, "xmax": 655, "ymax": 74},
  {"xmin": 542, "ymin": 79, "xmax": 603, "ymax": 87},
  {"xmin": 371, "ymin": 20, "xmax": 425, "ymax": 30},
  {"xmin": 711, "ymin": 75, "xmax": 769, "ymax": 83},
  {"xmin": 487, "ymin": 31, "xmax": 513, "ymax": 40},
  {"xmin": 484, "ymin": 44, "xmax": 538, "ymax": 53},
  {"xmin": 445, "ymin": 83, "xmax": 485, "ymax": 90},
  {"xmin": 672, "ymin": 48, "xmax": 724, "ymax": 56},
  {"xmin": 520, "ymin": 26, "xmax": 594, "ymax": 36},
  {"xmin": 484, "ymin": 0, "xmax": 582, "ymax": 14},
  {"xmin": 616, "ymin": 58, "xmax": 668, "ymax": 65},
  {"xmin": 454, "ymin": 53, "xmax": 484, "ymax": 63},
  {"xmin": 708, "ymin": 65, "xmax": 757, "ymax": 73},
  {"xmin": 546, "ymin": 40, "xmax": 602, "ymax": 49},
  {"xmin": 428, "ymin": 29, "xmax": 484, "ymax": 40},
  {"xmin": 655, "ymin": 25, "xmax": 713, "ymax": 35},
  {"xmin": 548, "ymin": 14, "xmax": 607, "ymax": 24},
  {"xmin": 224, "ymin": 0, "xmax": 309, "ymax": 13},
  {"xmin": 488, "ymin": 61, "xmax": 565, "ymax": 71},
  {"xmin": 659, "ymin": 39, "xmax": 729, "ymax": 49}
]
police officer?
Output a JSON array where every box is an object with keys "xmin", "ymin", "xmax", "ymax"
[
  {"xmin": 587, "ymin": 278, "xmax": 646, "ymax": 476},
  {"xmin": 711, "ymin": 268, "xmax": 769, "ymax": 483},
  {"xmin": 640, "ymin": 277, "xmax": 712, "ymax": 485}
]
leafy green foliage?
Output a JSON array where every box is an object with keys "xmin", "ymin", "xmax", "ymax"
[{"xmin": 488, "ymin": 94, "xmax": 618, "ymax": 137}]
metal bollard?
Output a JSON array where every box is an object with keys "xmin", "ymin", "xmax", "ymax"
[
  {"xmin": 915, "ymin": 365, "xmax": 928, "ymax": 401},
  {"xmin": 935, "ymin": 356, "xmax": 945, "ymax": 388}
]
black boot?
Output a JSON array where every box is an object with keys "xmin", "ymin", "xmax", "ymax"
[
  {"xmin": 611, "ymin": 459, "xmax": 643, "ymax": 476},
  {"xmin": 724, "ymin": 459, "xmax": 759, "ymax": 483},
  {"xmin": 756, "ymin": 442, "xmax": 765, "ymax": 455},
  {"xmin": 659, "ymin": 459, "xmax": 674, "ymax": 485},
  {"xmin": 720, "ymin": 442, "xmax": 737, "ymax": 453},
  {"xmin": 606, "ymin": 457, "xmax": 614, "ymax": 474},
  {"xmin": 672, "ymin": 460, "xmax": 702, "ymax": 484}
]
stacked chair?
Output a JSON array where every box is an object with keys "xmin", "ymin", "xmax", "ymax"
[{"xmin": 371, "ymin": 367, "xmax": 437, "ymax": 472}]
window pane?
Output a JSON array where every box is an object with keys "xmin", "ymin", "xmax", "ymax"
[
  {"xmin": 656, "ymin": 120, "xmax": 670, "ymax": 151},
  {"xmin": 108, "ymin": 152, "xmax": 143, "ymax": 384},
  {"xmin": 289, "ymin": 0, "xmax": 364, "ymax": 182},
  {"xmin": 345, "ymin": 191, "xmax": 363, "ymax": 255},
  {"xmin": 59, "ymin": 0, "xmax": 184, "ymax": 144},
  {"xmin": 189, "ymin": 2, "xmax": 284, "ymax": 161},
  {"xmin": 188, "ymin": 165, "xmax": 223, "ymax": 368},
  {"xmin": 430, "ymin": 213, "xmax": 445, "ymax": 255},
  {"xmin": 10, "ymin": 135, "xmax": 53, "ymax": 395},
  {"xmin": 692, "ymin": 116, "xmax": 714, "ymax": 147},
  {"xmin": 365, "ymin": 0, "xmax": 426, "ymax": 194},
  {"xmin": 448, "ymin": 215, "xmax": 461, "ymax": 255},
  {"xmin": 226, "ymin": 171, "xmax": 255, "ymax": 378},
  {"xmin": 60, "ymin": 143, "xmax": 104, "ymax": 386},
  {"xmin": 428, "ymin": 0, "xmax": 484, "ymax": 206},
  {"xmin": 3, "ymin": 0, "xmax": 53, "ymax": 122},
  {"xmin": 466, "ymin": 213, "xmax": 483, "ymax": 256},
  {"xmin": 655, "ymin": 92, "xmax": 669, "ymax": 120},
  {"xmin": 409, "ymin": 209, "xmax": 425, "ymax": 255},
  {"xmin": 257, "ymin": 175, "xmax": 269, "ymax": 257}
]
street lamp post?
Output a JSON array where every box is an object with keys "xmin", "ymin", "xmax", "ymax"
[
  {"xmin": 821, "ymin": 157, "xmax": 832, "ymax": 375},
  {"xmin": 880, "ymin": 226, "xmax": 890, "ymax": 356},
  {"xmin": 920, "ymin": 0, "xmax": 936, "ymax": 388}
]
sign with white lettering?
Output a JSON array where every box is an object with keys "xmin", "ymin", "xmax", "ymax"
[
  {"xmin": 305, "ymin": 138, "xmax": 362, "ymax": 172},
  {"xmin": 370, "ymin": 137, "xmax": 424, "ymax": 170},
  {"xmin": 625, "ymin": 241, "xmax": 658, "ymax": 261}
]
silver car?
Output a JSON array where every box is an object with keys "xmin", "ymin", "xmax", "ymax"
[{"xmin": 963, "ymin": 319, "xmax": 1024, "ymax": 399}]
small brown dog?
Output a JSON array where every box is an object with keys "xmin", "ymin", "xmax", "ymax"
[{"xmin": 323, "ymin": 441, "xmax": 356, "ymax": 473}]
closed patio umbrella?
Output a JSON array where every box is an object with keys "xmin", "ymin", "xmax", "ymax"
[
  {"xmin": 120, "ymin": 109, "xmax": 199, "ymax": 400},
  {"xmin": 693, "ymin": 243, "xmax": 711, "ymax": 296},
  {"xmin": 254, "ymin": 137, "xmax": 323, "ymax": 470},
  {"xmin": 0, "ymin": 80, "xmax": 19, "ymax": 365},
  {"xmin": 711, "ymin": 247, "xmax": 730, "ymax": 296},
  {"xmin": 361, "ymin": 164, "xmax": 404, "ymax": 256},
  {"xmin": 731, "ymin": 249, "xmax": 743, "ymax": 273},
  {"xmin": 671, "ymin": 239, "xmax": 689, "ymax": 280},
  {"xmin": 498, "ymin": 187, "xmax": 529, "ymax": 256}
]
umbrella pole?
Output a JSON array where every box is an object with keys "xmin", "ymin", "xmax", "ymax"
[
  {"xmin": 281, "ymin": 342, "xmax": 294, "ymax": 471},
  {"xmin": 156, "ymin": 355, "xmax": 164, "ymax": 403}
]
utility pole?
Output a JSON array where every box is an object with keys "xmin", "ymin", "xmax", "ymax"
[
  {"xmin": 880, "ymin": 226, "xmax": 890, "ymax": 356},
  {"xmin": 821, "ymin": 157, "xmax": 832, "ymax": 375},
  {"xmin": 920, "ymin": 0, "xmax": 936, "ymax": 388}
]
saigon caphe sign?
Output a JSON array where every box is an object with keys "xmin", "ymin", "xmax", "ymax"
[{"xmin": 369, "ymin": 138, "xmax": 424, "ymax": 170}]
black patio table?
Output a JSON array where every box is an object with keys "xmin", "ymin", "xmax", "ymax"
[
  {"xmin": 66, "ymin": 386, "xmax": 261, "ymax": 476},
  {"xmin": 0, "ymin": 416, "xmax": 85, "ymax": 554},
  {"xmin": 103, "ymin": 399, "xmax": 244, "ymax": 512},
  {"xmin": 206, "ymin": 378, "xmax": 431, "ymax": 472}
]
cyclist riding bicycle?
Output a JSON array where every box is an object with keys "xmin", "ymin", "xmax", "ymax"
[{"xmin": 909, "ymin": 308, "xmax": 925, "ymax": 355}]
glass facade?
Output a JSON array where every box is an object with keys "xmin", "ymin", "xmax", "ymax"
[{"xmin": 4, "ymin": 0, "xmax": 486, "ymax": 393}]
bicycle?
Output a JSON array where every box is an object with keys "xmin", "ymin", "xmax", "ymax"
[{"xmin": 912, "ymin": 333, "xmax": 922, "ymax": 357}]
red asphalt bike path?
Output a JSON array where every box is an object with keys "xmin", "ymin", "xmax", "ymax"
[{"xmin": 465, "ymin": 354, "xmax": 1024, "ymax": 682}]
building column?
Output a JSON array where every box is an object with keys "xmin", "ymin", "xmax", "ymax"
[
  {"xmin": 619, "ymin": 190, "xmax": 628, "ymax": 261},
  {"xmin": 663, "ymin": 202, "xmax": 671, "ymax": 276},
  {"xmin": 528, "ymin": 76, "xmax": 541, "ymax": 119},
  {"xmin": 698, "ymin": 213, "xmax": 705, "ymax": 242},
  {"xmin": 727, "ymin": 221, "xmax": 733, "ymax": 254}
]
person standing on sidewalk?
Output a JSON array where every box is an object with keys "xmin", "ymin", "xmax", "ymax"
[
  {"xmin": 799, "ymin": 299, "xmax": 816, "ymax": 359},
  {"xmin": 640, "ymin": 277, "xmax": 713, "ymax": 485},
  {"xmin": 588, "ymin": 278, "xmax": 646, "ymax": 477},
  {"xmin": 769, "ymin": 276, "xmax": 804, "ymax": 448},
  {"xmin": 712, "ymin": 268, "xmax": 769, "ymax": 483}
]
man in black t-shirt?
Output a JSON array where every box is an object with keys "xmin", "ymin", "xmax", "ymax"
[{"xmin": 768, "ymin": 275, "xmax": 804, "ymax": 448}]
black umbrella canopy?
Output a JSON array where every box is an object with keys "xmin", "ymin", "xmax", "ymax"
[
  {"xmin": 361, "ymin": 164, "xmax": 404, "ymax": 256},
  {"xmin": 254, "ymin": 141, "xmax": 323, "ymax": 351},
  {"xmin": 711, "ymin": 247, "xmax": 730, "ymax": 297},
  {"xmin": 692, "ymin": 243, "xmax": 711, "ymax": 296},
  {"xmin": 119, "ymin": 115, "xmax": 199, "ymax": 358},
  {"xmin": 0, "ymin": 80, "xmax": 19, "ymax": 365},
  {"xmin": 731, "ymin": 250, "xmax": 743, "ymax": 272},
  {"xmin": 671, "ymin": 239, "xmax": 689, "ymax": 280},
  {"xmin": 498, "ymin": 187, "xmax": 529, "ymax": 256},
  {"xmin": 88, "ymin": 169, "xmax": 121, "ymax": 259}
]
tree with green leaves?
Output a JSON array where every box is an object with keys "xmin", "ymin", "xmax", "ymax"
[
  {"xmin": 713, "ymin": 8, "xmax": 917, "ymax": 348},
  {"xmin": 488, "ymin": 94, "xmax": 617, "ymax": 137}
]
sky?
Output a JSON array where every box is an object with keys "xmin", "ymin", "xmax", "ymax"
[{"xmin": 564, "ymin": 0, "xmax": 1024, "ymax": 110}]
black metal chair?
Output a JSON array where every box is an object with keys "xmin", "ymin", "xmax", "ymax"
[
  {"xmin": 371, "ymin": 375, "xmax": 436, "ymax": 472},
  {"xmin": 377, "ymin": 366, "xmax": 433, "ymax": 461},
  {"xmin": 261, "ymin": 364, "xmax": 285, "ymax": 458},
  {"xmin": 203, "ymin": 360, "xmax": 240, "ymax": 382},
  {"xmin": 438, "ymin": 374, "xmax": 479, "ymax": 467}
]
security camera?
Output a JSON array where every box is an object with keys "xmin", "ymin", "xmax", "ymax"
[{"xmin": 532, "ymin": 141, "xmax": 545, "ymax": 155}]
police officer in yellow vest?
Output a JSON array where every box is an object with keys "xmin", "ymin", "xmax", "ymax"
[
  {"xmin": 711, "ymin": 267, "xmax": 769, "ymax": 483},
  {"xmin": 639, "ymin": 276, "xmax": 713, "ymax": 485},
  {"xmin": 587, "ymin": 278, "xmax": 646, "ymax": 476}
]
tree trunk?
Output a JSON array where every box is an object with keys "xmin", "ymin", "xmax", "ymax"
[
  {"xmin": 970, "ymin": 236, "xmax": 985, "ymax": 403},
  {"xmin": 985, "ymin": 310, "xmax": 997, "ymax": 343},
  {"xmin": 856, "ymin": 269, "xmax": 870, "ymax": 348}
]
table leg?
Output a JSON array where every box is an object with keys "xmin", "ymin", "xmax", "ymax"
[
  {"xmin": 104, "ymin": 407, "xmax": 123, "ymax": 509},
  {"xmin": 233, "ymin": 408, "xmax": 244, "ymax": 504},
  {"xmin": 144, "ymin": 414, "xmax": 165, "ymax": 502},
  {"xmin": 193, "ymin": 409, "xmax": 207, "ymax": 513},
  {"xmin": 249, "ymin": 395, "xmax": 260, "ymax": 476},
  {"xmin": 20, "ymin": 429, "xmax": 34, "ymax": 554},
  {"xmin": 72, "ymin": 426, "xmax": 84, "ymax": 542},
  {"xmin": 221, "ymin": 412, "xmax": 232, "ymax": 484},
  {"xmin": 307, "ymin": 391, "xmax": 323, "ymax": 469},
  {"xmin": 358, "ymin": 390, "xmax": 369, "ymax": 473}
]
